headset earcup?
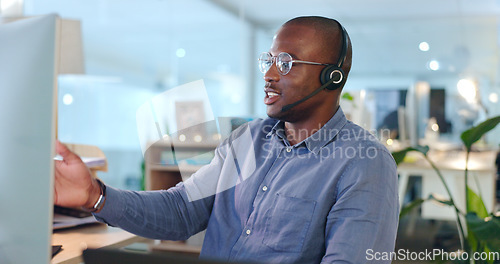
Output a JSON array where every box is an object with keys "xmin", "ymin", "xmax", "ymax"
[{"xmin": 320, "ymin": 65, "xmax": 344, "ymax": 90}]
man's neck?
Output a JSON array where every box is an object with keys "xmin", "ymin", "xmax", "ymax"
[{"xmin": 284, "ymin": 106, "xmax": 339, "ymax": 145}]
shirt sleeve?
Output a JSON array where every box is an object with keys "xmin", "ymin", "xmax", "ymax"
[
  {"xmin": 92, "ymin": 144, "xmax": 229, "ymax": 241},
  {"xmin": 321, "ymin": 147, "xmax": 399, "ymax": 264},
  {"xmin": 92, "ymin": 183, "xmax": 210, "ymax": 240}
]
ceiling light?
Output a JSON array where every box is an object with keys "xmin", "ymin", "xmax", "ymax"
[
  {"xmin": 62, "ymin": 94, "xmax": 73, "ymax": 105},
  {"xmin": 419, "ymin": 42, "xmax": 430, "ymax": 52},
  {"xmin": 428, "ymin": 60, "xmax": 439, "ymax": 71},
  {"xmin": 176, "ymin": 48, "xmax": 186, "ymax": 58},
  {"xmin": 489, "ymin": 92, "xmax": 498, "ymax": 103}
]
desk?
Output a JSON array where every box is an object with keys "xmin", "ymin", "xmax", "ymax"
[
  {"xmin": 398, "ymin": 150, "xmax": 497, "ymax": 220},
  {"xmin": 51, "ymin": 224, "xmax": 148, "ymax": 264}
]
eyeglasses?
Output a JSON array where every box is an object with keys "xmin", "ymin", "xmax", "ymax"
[{"xmin": 258, "ymin": 52, "xmax": 331, "ymax": 76}]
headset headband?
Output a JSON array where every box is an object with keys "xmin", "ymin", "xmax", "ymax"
[{"xmin": 336, "ymin": 23, "xmax": 348, "ymax": 69}]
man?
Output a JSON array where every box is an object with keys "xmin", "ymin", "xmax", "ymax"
[{"xmin": 55, "ymin": 16, "xmax": 399, "ymax": 263}]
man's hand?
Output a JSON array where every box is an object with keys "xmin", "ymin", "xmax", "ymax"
[{"xmin": 54, "ymin": 141, "xmax": 102, "ymax": 209}]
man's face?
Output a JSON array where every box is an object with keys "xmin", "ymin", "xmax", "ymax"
[{"xmin": 263, "ymin": 23, "xmax": 333, "ymax": 122}]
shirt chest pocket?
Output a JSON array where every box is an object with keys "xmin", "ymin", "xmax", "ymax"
[{"xmin": 262, "ymin": 193, "xmax": 317, "ymax": 252}]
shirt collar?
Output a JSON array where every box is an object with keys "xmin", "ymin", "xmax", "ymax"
[
  {"xmin": 267, "ymin": 121, "xmax": 284, "ymax": 138},
  {"xmin": 266, "ymin": 107, "xmax": 348, "ymax": 154}
]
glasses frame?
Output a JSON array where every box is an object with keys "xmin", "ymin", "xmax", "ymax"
[{"xmin": 258, "ymin": 52, "xmax": 333, "ymax": 75}]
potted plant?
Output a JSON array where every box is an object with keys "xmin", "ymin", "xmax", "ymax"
[{"xmin": 393, "ymin": 116, "xmax": 500, "ymax": 263}]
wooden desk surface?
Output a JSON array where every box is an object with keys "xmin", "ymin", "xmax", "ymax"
[{"xmin": 51, "ymin": 224, "xmax": 147, "ymax": 264}]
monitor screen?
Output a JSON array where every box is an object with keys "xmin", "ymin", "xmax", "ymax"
[{"xmin": 0, "ymin": 14, "xmax": 59, "ymax": 264}]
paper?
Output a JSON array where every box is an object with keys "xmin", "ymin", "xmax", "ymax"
[
  {"xmin": 53, "ymin": 156, "xmax": 106, "ymax": 168},
  {"xmin": 53, "ymin": 213, "xmax": 99, "ymax": 230}
]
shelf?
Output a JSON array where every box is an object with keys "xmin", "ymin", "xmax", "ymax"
[
  {"xmin": 145, "ymin": 140, "xmax": 217, "ymax": 191},
  {"xmin": 147, "ymin": 164, "xmax": 204, "ymax": 173},
  {"xmin": 147, "ymin": 140, "xmax": 219, "ymax": 150}
]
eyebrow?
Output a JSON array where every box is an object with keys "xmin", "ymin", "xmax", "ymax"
[
  {"xmin": 269, "ymin": 51, "xmax": 300, "ymax": 60},
  {"xmin": 287, "ymin": 52, "xmax": 301, "ymax": 60}
]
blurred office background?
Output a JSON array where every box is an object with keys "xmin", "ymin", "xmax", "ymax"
[
  {"xmin": 0, "ymin": 0, "xmax": 498, "ymax": 192},
  {"xmin": 2, "ymin": 0, "xmax": 500, "ymax": 258}
]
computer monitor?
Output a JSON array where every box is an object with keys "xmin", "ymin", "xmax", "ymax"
[
  {"xmin": 0, "ymin": 14, "xmax": 59, "ymax": 264},
  {"xmin": 83, "ymin": 248, "xmax": 260, "ymax": 264}
]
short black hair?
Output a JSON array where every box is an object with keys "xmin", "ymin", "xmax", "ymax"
[{"xmin": 283, "ymin": 16, "xmax": 352, "ymax": 82}]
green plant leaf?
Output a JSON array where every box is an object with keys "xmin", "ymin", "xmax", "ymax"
[
  {"xmin": 391, "ymin": 146, "xmax": 429, "ymax": 165},
  {"xmin": 486, "ymin": 241, "xmax": 500, "ymax": 257},
  {"xmin": 466, "ymin": 213, "xmax": 500, "ymax": 243},
  {"xmin": 413, "ymin": 145, "xmax": 430, "ymax": 155},
  {"xmin": 460, "ymin": 116, "xmax": 500, "ymax": 151},
  {"xmin": 391, "ymin": 149, "xmax": 409, "ymax": 165},
  {"xmin": 428, "ymin": 193, "xmax": 453, "ymax": 207},
  {"xmin": 466, "ymin": 186, "xmax": 489, "ymax": 218},
  {"xmin": 482, "ymin": 245, "xmax": 498, "ymax": 264},
  {"xmin": 341, "ymin": 92, "xmax": 354, "ymax": 101},
  {"xmin": 399, "ymin": 198, "xmax": 426, "ymax": 218}
]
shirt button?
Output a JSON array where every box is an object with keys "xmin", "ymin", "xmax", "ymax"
[
  {"xmin": 246, "ymin": 229, "xmax": 251, "ymax": 235},
  {"xmin": 286, "ymin": 147, "xmax": 291, "ymax": 152},
  {"xmin": 262, "ymin": 186, "xmax": 268, "ymax": 192}
]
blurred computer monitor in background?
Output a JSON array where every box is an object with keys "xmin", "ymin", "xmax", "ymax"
[{"xmin": 0, "ymin": 14, "xmax": 59, "ymax": 264}]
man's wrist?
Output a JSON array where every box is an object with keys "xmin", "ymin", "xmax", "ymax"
[{"xmin": 82, "ymin": 179, "xmax": 106, "ymax": 213}]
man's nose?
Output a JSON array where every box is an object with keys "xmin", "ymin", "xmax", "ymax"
[{"xmin": 263, "ymin": 63, "xmax": 281, "ymax": 82}]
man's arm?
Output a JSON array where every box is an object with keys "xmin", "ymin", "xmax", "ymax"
[
  {"xmin": 54, "ymin": 140, "xmax": 226, "ymax": 241},
  {"xmin": 92, "ymin": 183, "xmax": 214, "ymax": 240},
  {"xmin": 91, "ymin": 142, "xmax": 232, "ymax": 240},
  {"xmin": 321, "ymin": 148, "xmax": 399, "ymax": 264}
]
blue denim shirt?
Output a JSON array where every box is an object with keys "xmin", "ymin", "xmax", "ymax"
[{"xmin": 95, "ymin": 108, "xmax": 399, "ymax": 264}]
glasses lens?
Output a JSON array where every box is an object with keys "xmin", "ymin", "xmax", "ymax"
[
  {"xmin": 277, "ymin": 52, "xmax": 293, "ymax": 75},
  {"xmin": 258, "ymin": 52, "xmax": 272, "ymax": 74}
]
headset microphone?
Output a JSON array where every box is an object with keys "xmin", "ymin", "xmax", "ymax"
[{"xmin": 281, "ymin": 76, "xmax": 338, "ymax": 112}]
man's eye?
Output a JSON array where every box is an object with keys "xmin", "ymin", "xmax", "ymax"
[{"xmin": 281, "ymin": 62, "xmax": 291, "ymax": 71}]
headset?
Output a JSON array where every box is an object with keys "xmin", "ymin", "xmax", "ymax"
[{"xmin": 320, "ymin": 23, "xmax": 348, "ymax": 91}]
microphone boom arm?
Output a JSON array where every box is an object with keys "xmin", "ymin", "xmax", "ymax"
[{"xmin": 281, "ymin": 77, "xmax": 337, "ymax": 112}]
